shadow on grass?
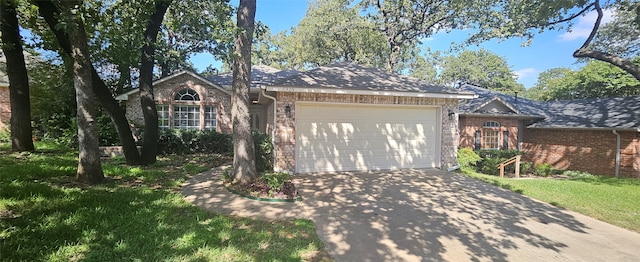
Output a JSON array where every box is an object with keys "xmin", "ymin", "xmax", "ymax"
[{"xmin": 1, "ymin": 184, "xmax": 324, "ymax": 261}]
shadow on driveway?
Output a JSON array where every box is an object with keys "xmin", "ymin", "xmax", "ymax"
[{"xmin": 183, "ymin": 168, "xmax": 640, "ymax": 261}]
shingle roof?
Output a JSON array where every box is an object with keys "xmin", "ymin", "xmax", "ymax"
[
  {"xmin": 460, "ymin": 84, "xmax": 640, "ymax": 130},
  {"xmin": 206, "ymin": 64, "xmax": 299, "ymax": 87},
  {"xmin": 271, "ymin": 62, "xmax": 467, "ymax": 95},
  {"xmin": 531, "ymin": 97, "xmax": 640, "ymax": 130},
  {"xmin": 459, "ymin": 84, "xmax": 546, "ymax": 118}
]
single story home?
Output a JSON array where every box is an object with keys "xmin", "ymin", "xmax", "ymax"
[
  {"xmin": 116, "ymin": 63, "xmax": 475, "ymax": 173},
  {"xmin": 0, "ymin": 56, "xmax": 10, "ymax": 131},
  {"xmin": 458, "ymin": 84, "xmax": 640, "ymax": 177}
]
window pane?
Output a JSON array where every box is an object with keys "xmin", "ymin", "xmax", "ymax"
[
  {"xmin": 158, "ymin": 105, "xmax": 170, "ymax": 128},
  {"xmin": 204, "ymin": 106, "xmax": 217, "ymax": 130},
  {"xmin": 483, "ymin": 129, "xmax": 499, "ymax": 149},
  {"xmin": 174, "ymin": 89, "xmax": 200, "ymax": 101},
  {"xmin": 174, "ymin": 105, "xmax": 200, "ymax": 129}
]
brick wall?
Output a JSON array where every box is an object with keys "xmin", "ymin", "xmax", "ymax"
[
  {"xmin": 521, "ymin": 129, "xmax": 640, "ymax": 177},
  {"xmin": 459, "ymin": 116, "xmax": 519, "ymax": 150},
  {"xmin": 124, "ymin": 73, "xmax": 232, "ymax": 134},
  {"xmin": 273, "ymin": 92, "xmax": 459, "ymax": 173},
  {"xmin": 0, "ymin": 86, "xmax": 9, "ymax": 131}
]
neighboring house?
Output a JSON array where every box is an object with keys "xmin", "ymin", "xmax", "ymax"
[
  {"xmin": 117, "ymin": 63, "xmax": 475, "ymax": 173},
  {"xmin": 459, "ymin": 84, "xmax": 640, "ymax": 177},
  {"xmin": 0, "ymin": 54, "xmax": 10, "ymax": 131}
]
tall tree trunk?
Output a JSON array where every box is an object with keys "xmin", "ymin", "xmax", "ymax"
[
  {"xmin": 140, "ymin": 0, "xmax": 171, "ymax": 165},
  {"xmin": 35, "ymin": 0, "xmax": 142, "ymax": 165},
  {"xmin": 232, "ymin": 0, "xmax": 258, "ymax": 184},
  {"xmin": 0, "ymin": 0, "xmax": 34, "ymax": 152},
  {"xmin": 61, "ymin": 1, "xmax": 104, "ymax": 184}
]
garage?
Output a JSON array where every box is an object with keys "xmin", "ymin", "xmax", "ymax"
[{"xmin": 295, "ymin": 102, "xmax": 440, "ymax": 173}]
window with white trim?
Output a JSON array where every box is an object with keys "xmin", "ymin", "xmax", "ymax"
[
  {"xmin": 204, "ymin": 106, "xmax": 217, "ymax": 130},
  {"xmin": 174, "ymin": 105, "xmax": 200, "ymax": 129},
  {"xmin": 482, "ymin": 121, "xmax": 500, "ymax": 149},
  {"xmin": 158, "ymin": 104, "xmax": 170, "ymax": 128}
]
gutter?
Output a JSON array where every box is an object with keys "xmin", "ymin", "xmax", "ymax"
[
  {"xmin": 260, "ymin": 87, "xmax": 279, "ymax": 172},
  {"xmin": 612, "ymin": 130, "xmax": 621, "ymax": 178}
]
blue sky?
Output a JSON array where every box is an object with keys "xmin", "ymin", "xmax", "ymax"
[{"xmin": 190, "ymin": 0, "xmax": 609, "ymax": 89}]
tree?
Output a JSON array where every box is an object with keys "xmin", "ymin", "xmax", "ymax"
[
  {"xmin": 524, "ymin": 68, "xmax": 574, "ymax": 101},
  {"xmin": 0, "ymin": 0, "xmax": 35, "ymax": 152},
  {"xmin": 58, "ymin": 0, "xmax": 104, "ymax": 184},
  {"xmin": 139, "ymin": 0, "xmax": 171, "ymax": 165},
  {"xmin": 438, "ymin": 49, "xmax": 525, "ymax": 93},
  {"xmin": 361, "ymin": 0, "xmax": 501, "ymax": 72},
  {"xmin": 231, "ymin": 0, "xmax": 258, "ymax": 184},
  {"xmin": 35, "ymin": 0, "xmax": 143, "ymax": 165},
  {"xmin": 528, "ymin": 60, "xmax": 640, "ymax": 101}
]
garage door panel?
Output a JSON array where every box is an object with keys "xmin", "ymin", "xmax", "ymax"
[{"xmin": 296, "ymin": 103, "xmax": 439, "ymax": 173}]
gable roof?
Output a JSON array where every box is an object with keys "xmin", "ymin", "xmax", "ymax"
[
  {"xmin": 206, "ymin": 64, "xmax": 300, "ymax": 88},
  {"xmin": 266, "ymin": 62, "xmax": 475, "ymax": 99},
  {"xmin": 459, "ymin": 84, "xmax": 546, "ymax": 118},
  {"xmin": 115, "ymin": 70, "xmax": 229, "ymax": 101},
  {"xmin": 460, "ymin": 84, "xmax": 640, "ymax": 131}
]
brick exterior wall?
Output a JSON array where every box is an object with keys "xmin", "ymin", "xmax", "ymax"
[
  {"xmin": 273, "ymin": 92, "xmax": 459, "ymax": 173},
  {"xmin": 521, "ymin": 129, "xmax": 640, "ymax": 177},
  {"xmin": 124, "ymin": 73, "xmax": 232, "ymax": 134},
  {"xmin": 0, "ymin": 86, "xmax": 9, "ymax": 131},
  {"xmin": 459, "ymin": 116, "xmax": 519, "ymax": 150}
]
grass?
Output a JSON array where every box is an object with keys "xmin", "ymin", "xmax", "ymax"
[
  {"xmin": 461, "ymin": 169, "xmax": 640, "ymax": 232},
  {"xmin": 0, "ymin": 142, "xmax": 329, "ymax": 261}
]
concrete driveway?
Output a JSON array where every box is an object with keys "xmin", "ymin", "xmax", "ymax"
[{"xmin": 182, "ymin": 167, "xmax": 640, "ymax": 261}]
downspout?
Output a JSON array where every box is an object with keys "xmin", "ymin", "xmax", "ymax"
[
  {"xmin": 261, "ymin": 87, "xmax": 278, "ymax": 172},
  {"xmin": 613, "ymin": 130, "xmax": 621, "ymax": 178}
]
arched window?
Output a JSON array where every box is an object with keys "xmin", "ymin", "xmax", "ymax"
[
  {"xmin": 174, "ymin": 88, "xmax": 200, "ymax": 101},
  {"xmin": 482, "ymin": 121, "xmax": 500, "ymax": 149}
]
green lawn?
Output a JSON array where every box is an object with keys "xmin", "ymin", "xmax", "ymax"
[
  {"xmin": 0, "ymin": 143, "xmax": 329, "ymax": 261},
  {"xmin": 462, "ymin": 170, "xmax": 640, "ymax": 232}
]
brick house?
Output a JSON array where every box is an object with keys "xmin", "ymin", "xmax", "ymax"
[
  {"xmin": 117, "ymin": 63, "xmax": 474, "ymax": 173},
  {"xmin": 0, "ymin": 70, "xmax": 9, "ymax": 131},
  {"xmin": 459, "ymin": 84, "xmax": 640, "ymax": 177}
]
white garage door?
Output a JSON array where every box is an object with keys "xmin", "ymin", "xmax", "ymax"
[{"xmin": 295, "ymin": 103, "xmax": 440, "ymax": 173}]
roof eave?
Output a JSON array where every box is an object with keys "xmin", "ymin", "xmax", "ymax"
[
  {"xmin": 265, "ymin": 86, "xmax": 476, "ymax": 99},
  {"xmin": 115, "ymin": 70, "xmax": 230, "ymax": 101},
  {"xmin": 527, "ymin": 126, "xmax": 640, "ymax": 132},
  {"xmin": 459, "ymin": 113, "xmax": 545, "ymax": 119}
]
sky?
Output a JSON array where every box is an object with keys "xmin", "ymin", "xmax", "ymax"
[{"xmin": 190, "ymin": 0, "xmax": 612, "ymax": 89}]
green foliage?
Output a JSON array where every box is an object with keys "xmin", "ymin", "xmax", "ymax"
[
  {"xmin": 253, "ymin": 132, "xmax": 273, "ymax": 173},
  {"xmin": 533, "ymin": 163, "xmax": 554, "ymax": 177},
  {"xmin": 0, "ymin": 129, "xmax": 10, "ymax": 143},
  {"xmin": 473, "ymin": 150, "xmax": 523, "ymax": 176},
  {"xmin": 438, "ymin": 49, "xmax": 525, "ymax": 93},
  {"xmin": 96, "ymin": 109, "xmax": 120, "ymax": 146},
  {"xmin": 457, "ymin": 148, "xmax": 481, "ymax": 171},
  {"xmin": 520, "ymin": 161, "xmax": 533, "ymax": 174},
  {"xmin": 0, "ymin": 149, "xmax": 325, "ymax": 261},
  {"xmin": 157, "ymin": 129, "xmax": 233, "ymax": 155},
  {"xmin": 261, "ymin": 172, "xmax": 291, "ymax": 193},
  {"xmin": 563, "ymin": 170, "xmax": 597, "ymax": 179},
  {"xmin": 528, "ymin": 61, "xmax": 640, "ymax": 101}
]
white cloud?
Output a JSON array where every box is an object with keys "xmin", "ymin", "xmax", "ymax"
[
  {"xmin": 558, "ymin": 9, "xmax": 614, "ymax": 41},
  {"xmin": 513, "ymin": 68, "xmax": 537, "ymax": 80}
]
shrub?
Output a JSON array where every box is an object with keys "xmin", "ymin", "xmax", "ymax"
[
  {"xmin": 253, "ymin": 132, "xmax": 273, "ymax": 173},
  {"xmin": 520, "ymin": 161, "xmax": 533, "ymax": 174},
  {"xmin": 262, "ymin": 172, "xmax": 291, "ymax": 191},
  {"xmin": 157, "ymin": 129, "xmax": 233, "ymax": 155},
  {"xmin": 457, "ymin": 148, "xmax": 481, "ymax": 170},
  {"xmin": 534, "ymin": 163, "xmax": 554, "ymax": 177},
  {"xmin": 474, "ymin": 149, "xmax": 524, "ymax": 175},
  {"xmin": 563, "ymin": 170, "xmax": 597, "ymax": 179},
  {"xmin": 0, "ymin": 128, "xmax": 10, "ymax": 143}
]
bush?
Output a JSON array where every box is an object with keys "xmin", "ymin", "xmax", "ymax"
[
  {"xmin": 157, "ymin": 130, "xmax": 272, "ymax": 172},
  {"xmin": 457, "ymin": 148, "xmax": 481, "ymax": 170},
  {"xmin": 0, "ymin": 129, "xmax": 10, "ymax": 143},
  {"xmin": 474, "ymin": 149, "xmax": 524, "ymax": 175},
  {"xmin": 253, "ymin": 132, "xmax": 273, "ymax": 173},
  {"xmin": 534, "ymin": 163, "xmax": 554, "ymax": 177},
  {"xmin": 563, "ymin": 170, "xmax": 596, "ymax": 179},
  {"xmin": 157, "ymin": 129, "xmax": 233, "ymax": 155},
  {"xmin": 520, "ymin": 161, "xmax": 533, "ymax": 174}
]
